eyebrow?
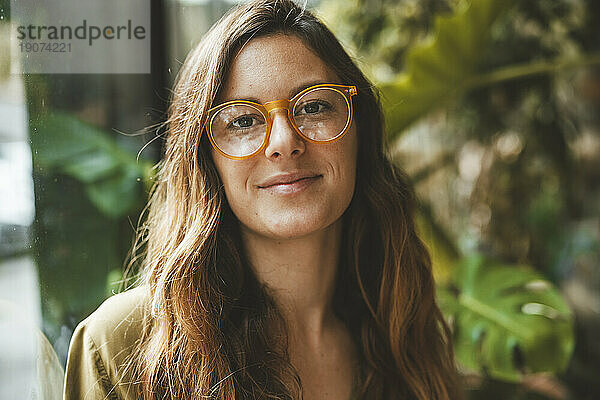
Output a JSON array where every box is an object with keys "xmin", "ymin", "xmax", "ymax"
[{"xmin": 224, "ymin": 80, "xmax": 336, "ymax": 104}]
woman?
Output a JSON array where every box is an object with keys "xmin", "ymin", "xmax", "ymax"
[{"xmin": 64, "ymin": 0, "xmax": 462, "ymax": 399}]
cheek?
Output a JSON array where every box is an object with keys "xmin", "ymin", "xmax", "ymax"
[
  {"xmin": 339, "ymin": 127, "xmax": 358, "ymax": 182},
  {"xmin": 343, "ymin": 130, "xmax": 359, "ymax": 201},
  {"xmin": 211, "ymin": 153, "xmax": 253, "ymax": 209},
  {"xmin": 326, "ymin": 129, "xmax": 358, "ymax": 204},
  {"xmin": 343, "ymin": 154, "xmax": 358, "ymax": 202}
]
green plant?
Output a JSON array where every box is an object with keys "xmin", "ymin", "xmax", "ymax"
[
  {"xmin": 317, "ymin": 0, "xmax": 600, "ymax": 390},
  {"xmin": 438, "ymin": 255, "xmax": 573, "ymax": 382},
  {"xmin": 30, "ymin": 111, "xmax": 154, "ymax": 218}
]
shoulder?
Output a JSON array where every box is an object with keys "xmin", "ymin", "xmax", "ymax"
[
  {"xmin": 80, "ymin": 285, "xmax": 149, "ymax": 347},
  {"xmin": 64, "ymin": 285, "xmax": 150, "ymax": 400}
]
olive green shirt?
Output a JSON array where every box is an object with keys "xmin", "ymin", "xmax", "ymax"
[
  {"xmin": 63, "ymin": 286, "xmax": 147, "ymax": 400},
  {"xmin": 64, "ymin": 286, "xmax": 360, "ymax": 399}
]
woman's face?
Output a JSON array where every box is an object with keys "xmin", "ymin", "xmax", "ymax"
[{"xmin": 211, "ymin": 34, "xmax": 358, "ymax": 240}]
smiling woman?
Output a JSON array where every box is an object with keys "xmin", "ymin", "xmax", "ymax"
[
  {"xmin": 63, "ymin": 0, "xmax": 463, "ymax": 399},
  {"xmin": 212, "ymin": 36, "xmax": 358, "ymax": 241}
]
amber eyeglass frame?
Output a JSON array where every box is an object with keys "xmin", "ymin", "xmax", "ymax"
[{"xmin": 204, "ymin": 83, "xmax": 358, "ymax": 160}]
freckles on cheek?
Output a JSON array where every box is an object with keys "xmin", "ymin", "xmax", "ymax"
[
  {"xmin": 330, "ymin": 147, "xmax": 351, "ymax": 178},
  {"xmin": 220, "ymin": 164, "xmax": 254, "ymax": 205}
]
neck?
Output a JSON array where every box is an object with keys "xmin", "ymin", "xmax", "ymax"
[{"xmin": 241, "ymin": 219, "xmax": 343, "ymax": 342}]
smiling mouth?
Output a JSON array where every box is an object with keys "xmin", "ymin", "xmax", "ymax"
[
  {"xmin": 257, "ymin": 175, "xmax": 323, "ymax": 195},
  {"xmin": 259, "ymin": 175, "xmax": 321, "ymax": 188}
]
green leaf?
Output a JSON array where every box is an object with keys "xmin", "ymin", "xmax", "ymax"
[
  {"xmin": 62, "ymin": 151, "xmax": 121, "ymax": 182},
  {"xmin": 30, "ymin": 111, "xmax": 154, "ymax": 218},
  {"xmin": 30, "ymin": 112, "xmax": 103, "ymax": 168},
  {"xmin": 85, "ymin": 166, "xmax": 144, "ymax": 218},
  {"xmin": 381, "ymin": 0, "xmax": 516, "ymax": 137},
  {"xmin": 439, "ymin": 254, "xmax": 575, "ymax": 382}
]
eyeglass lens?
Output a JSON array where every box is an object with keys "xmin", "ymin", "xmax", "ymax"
[{"xmin": 210, "ymin": 87, "xmax": 350, "ymax": 158}]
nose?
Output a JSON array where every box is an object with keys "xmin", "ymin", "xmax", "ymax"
[{"xmin": 264, "ymin": 108, "xmax": 306, "ymax": 160}]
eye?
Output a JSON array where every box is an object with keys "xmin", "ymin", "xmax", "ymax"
[
  {"xmin": 232, "ymin": 116, "xmax": 253, "ymax": 128},
  {"xmin": 297, "ymin": 100, "xmax": 331, "ymax": 115},
  {"xmin": 228, "ymin": 114, "xmax": 264, "ymax": 130}
]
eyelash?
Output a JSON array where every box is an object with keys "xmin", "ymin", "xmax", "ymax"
[
  {"xmin": 228, "ymin": 114, "xmax": 264, "ymax": 130},
  {"xmin": 295, "ymin": 100, "xmax": 332, "ymax": 115}
]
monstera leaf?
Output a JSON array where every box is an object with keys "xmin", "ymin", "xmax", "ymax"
[
  {"xmin": 380, "ymin": 0, "xmax": 516, "ymax": 137},
  {"xmin": 30, "ymin": 111, "xmax": 154, "ymax": 218},
  {"xmin": 438, "ymin": 255, "xmax": 574, "ymax": 382}
]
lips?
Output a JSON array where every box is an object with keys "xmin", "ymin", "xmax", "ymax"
[{"xmin": 258, "ymin": 172, "xmax": 322, "ymax": 188}]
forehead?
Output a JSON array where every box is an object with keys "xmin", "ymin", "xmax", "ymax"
[{"xmin": 219, "ymin": 34, "xmax": 340, "ymax": 103}]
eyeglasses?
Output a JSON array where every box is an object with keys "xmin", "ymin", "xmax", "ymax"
[{"xmin": 204, "ymin": 83, "xmax": 357, "ymax": 160}]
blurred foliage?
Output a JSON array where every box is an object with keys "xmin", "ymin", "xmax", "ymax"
[
  {"xmin": 24, "ymin": 74, "xmax": 156, "ymax": 363},
  {"xmin": 438, "ymin": 255, "xmax": 573, "ymax": 382},
  {"xmin": 379, "ymin": 0, "xmax": 516, "ymax": 137},
  {"xmin": 12, "ymin": 0, "xmax": 164, "ymax": 367},
  {"xmin": 30, "ymin": 112, "xmax": 153, "ymax": 218},
  {"xmin": 28, "ymin": 110, "xmax": 152, "ymax": 354},
  {"xmin": 319, "ymin": 0, "xmax": 600, "ymax": 398}
]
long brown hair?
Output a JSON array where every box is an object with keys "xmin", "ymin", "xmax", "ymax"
[{"xmin": 125, "ymin": 0, "xmax": 462, "ymax": 398}]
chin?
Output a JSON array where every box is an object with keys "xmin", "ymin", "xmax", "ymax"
[
  {"xmin": 248, "ymin": 209, "xmax": 341, "ymax": 240},
  {"xmin": 265, "ymin": 222, "xmax": 322, "ymax": 240}
]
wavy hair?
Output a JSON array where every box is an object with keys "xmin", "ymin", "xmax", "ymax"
[{"xmin": 125, "ymin": 0, "xmax": 462, "ymax": 398}]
